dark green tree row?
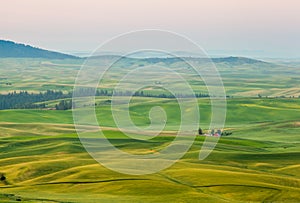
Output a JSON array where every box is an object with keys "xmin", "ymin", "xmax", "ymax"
[
  {"xmin": 96, "ymin": 89, "xmax": 209, "ymax": 98},
  {"xmin": 0, "ymin": 90, "xmax": 71, "ymax": 110},
  {"xmin": 74, "ymin": 87, "xmax": 209, "ymax": 98},
  {"xmin": 0, "ymin": 88, "xmax": 211, "ymax": 110}
]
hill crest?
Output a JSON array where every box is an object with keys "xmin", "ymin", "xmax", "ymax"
[{"xmin": 0, "ymin": 40, "xmax": 78, "ymax": 59}]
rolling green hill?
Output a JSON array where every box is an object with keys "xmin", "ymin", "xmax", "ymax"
[
  {"xmin": 0, "ymin": 53, "xmax": 299, "ymax": 202},
  {"xmin": 0, "ymin": 97, "xmax": 299, "ymax": 202},
  {"xmin": 1, "ymin": 57, "xmax": 299, "ymax": 97}
]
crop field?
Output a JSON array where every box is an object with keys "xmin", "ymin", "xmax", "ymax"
[
  {"xmin": 0, "ymin": 58, "xmax": 299, "ymax": 202},
  {"xmin": 0, "ymin": 96, "xmax": 299, "ymax": 202},
  {"xmin": 0, "ymin": 58, "xmax": 300, "ymax": 97}
]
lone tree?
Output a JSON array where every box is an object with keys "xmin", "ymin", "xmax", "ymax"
[
  {"xmin": 198, "ymin": 128, "xmax": 203, "ymax": 135},
  {"xmin": 0, "ymin": 174, "xmax": 6, "ymax": 181},
  {"xmin": 221, "ymin": 131, "xmax": 233, "ymax": 136}
]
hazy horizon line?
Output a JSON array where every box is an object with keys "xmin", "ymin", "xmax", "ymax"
[{"xmin": 2, "ymin": 38, "xmax": 300, "ymax": 60}]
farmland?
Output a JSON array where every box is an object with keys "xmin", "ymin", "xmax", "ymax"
[{"xmin": 0, "ymin": 58, "xmax": 299, "ymax": 202}]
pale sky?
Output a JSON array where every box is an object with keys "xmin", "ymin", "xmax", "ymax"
[{"xmin": 1, "ymin": 0, "xmax": 299, "ymax": 58}]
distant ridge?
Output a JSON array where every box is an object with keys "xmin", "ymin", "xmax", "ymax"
[
  {"xmin": 211, "ymin": 56, "xmax": 266, "ymax": 64},
  {"xmin": 0, "ymin": 39, "xmax": 267, "ymax": 64},
  {"xmin": 89, "ymin": 55, "xmax": 267, "ymax": 65},
  {"xmin": 0, "ymin": 40, "xmax": 79, "ymax": 59}
]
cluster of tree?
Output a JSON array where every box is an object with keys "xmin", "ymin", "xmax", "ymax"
[
  {"xmin": 0, "ymin": 82, "xmax": 12, "ymax": 85},
  {"xmin": 198, "ymin": 128, "xmax": 232, "ymax": 136},
  {"xmin": 72, "ymin": 87, "xmax": 210, "ymax": 98},
  {"xmin": 0, "ymin": 90, "xmax": 71, "ymax": 110},
  {"xmin": 221, "ymin": 131, "xmax": 232, "ymax": 136},
  {"xmin": 55, "ymin": 100, "xmax": 72, "ymax": 110},
  {"xmin": 258, "ymin": 94, "xmax": 300, "ymax": 99},
  {"xmin": 98, "ymin": 89, "xmax": 209, "ymax": 98},
  {"xmin": 0, "ymin": 88, "xmax": 211, "ymax": 110}
]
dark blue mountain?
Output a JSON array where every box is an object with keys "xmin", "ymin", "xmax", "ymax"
[{"xmin": 0, "ymin": 40, "xmax": 78, "ymax": 59}]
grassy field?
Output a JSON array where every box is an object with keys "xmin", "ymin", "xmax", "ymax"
[
  {"xmin": 0, "ymin": 58, "xmax": 300, "ymax": 97},
  {"xmin": 0, "ymin": 97, "xmax": 299, "ymax": 202},
  {"xmin": 0, "ymin": 57, "xmax": 299, "ymax": 202}
]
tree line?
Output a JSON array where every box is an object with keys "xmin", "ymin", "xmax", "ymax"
[
  {"xmin": 0, "ymin": 89, "xmax": 211, "ymax": 110},
  {"xmin": 91, "ymin": 88, "xmax": 209, "ymax": 98},
  {"xmin": 0, "ymin": 90, "xmax": 71, "ymax": 110}
]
